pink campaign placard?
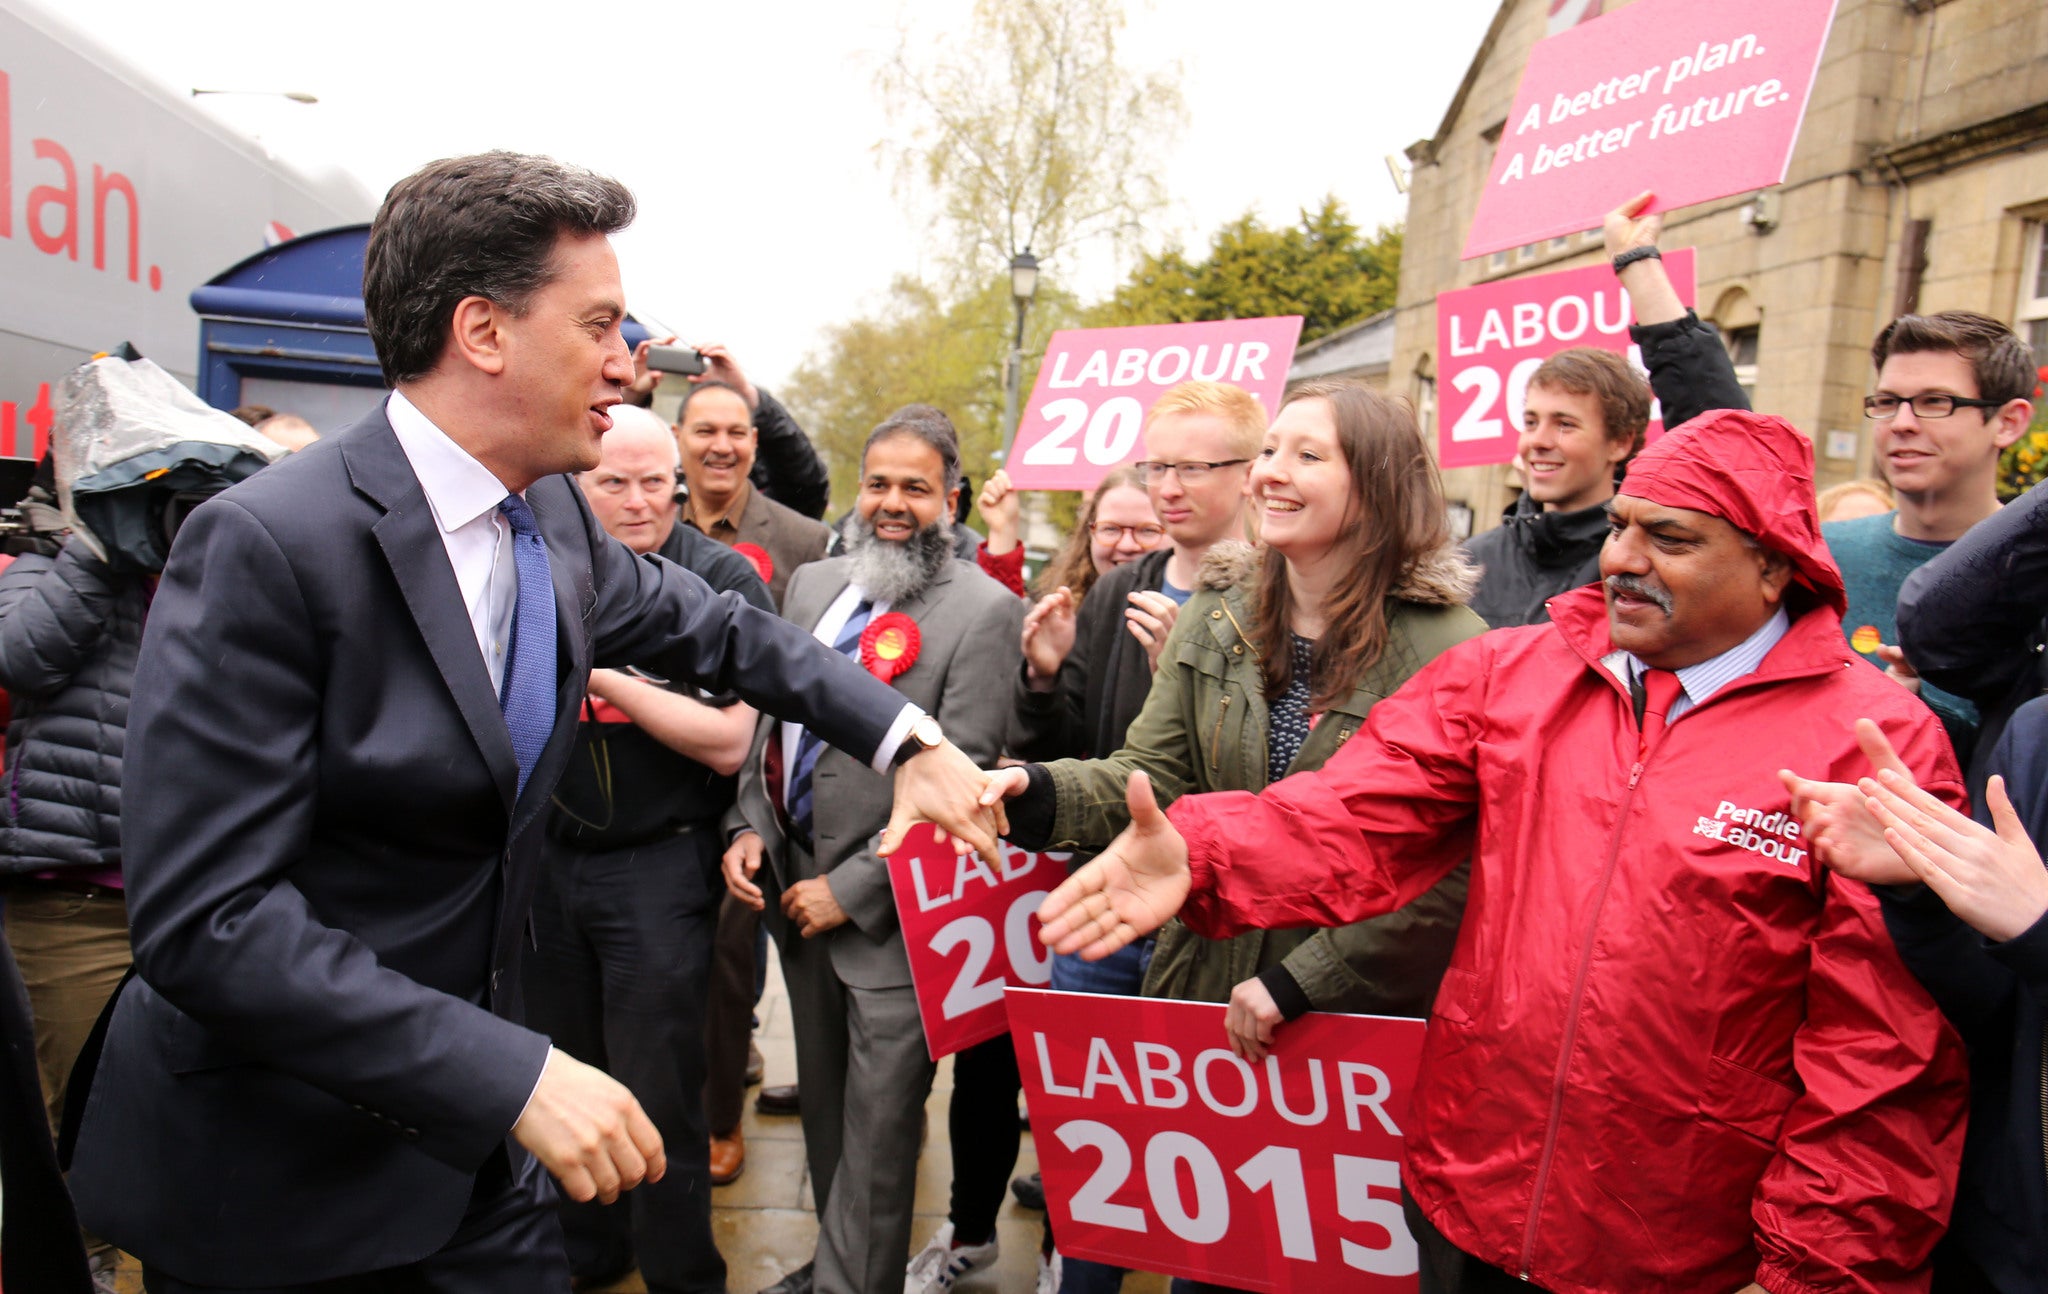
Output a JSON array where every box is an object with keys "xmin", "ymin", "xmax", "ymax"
[
  {"xmin": 1008, "ymin": 988, "xmax": 1427, "ymax": 1293},
  {"xmin": 1462, "ymin": 0, "xmax": 1840, "ymax": 260},
  {"xmin": 1435, "ymin": 249, "xmax": 1696, "ymax": 470},
  {"xmin": 1006, "ymin": 317, "xmax": 1302, "ymax": 492}
]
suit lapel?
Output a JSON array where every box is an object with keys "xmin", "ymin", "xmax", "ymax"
[{"xmin": 346, "ymin": 414, "xmax": 519, "ymax": 812}]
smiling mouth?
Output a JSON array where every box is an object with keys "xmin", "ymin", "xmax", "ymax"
[{"xmin": 1263, "ymin": 498, "xmax": 1302, "ymax": 512}]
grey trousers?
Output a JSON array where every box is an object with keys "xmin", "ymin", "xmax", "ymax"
[{"xmin": 778, "ymin": 929, "xmax": 936, "ymax": 1294}]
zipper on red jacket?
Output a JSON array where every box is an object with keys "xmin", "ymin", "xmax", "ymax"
[{"xmin": 1519, "ymin": 725, "xmax": 1652, "ymax": 1278}]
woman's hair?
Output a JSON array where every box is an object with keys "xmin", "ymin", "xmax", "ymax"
[
  {"xmin": 1252, "ymin": 379, "xmax": 1452, "ymax": 712},
  {"xmin": 1815, "ymin": 477, "xmax": 1895, "ymax": 522},
  {"xmin": 1036, "ymin": 465, "xmax": 1150, "ymax": 604}
]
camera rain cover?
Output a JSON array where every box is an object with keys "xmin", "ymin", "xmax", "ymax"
[{"xmin": 55, "ymin": 357, "xmax": 283, "ymax": 570}]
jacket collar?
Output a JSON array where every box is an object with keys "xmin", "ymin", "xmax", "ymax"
[
  {"xmin": 1546, "ymin": 584, "xmax": 1853, "ymax": 708},
  {"xmin": 341, "ymin": 407, "xmax": 523, "ymax": 813},
  {"xmin": 1497, "ymin": 492, "xmax": 1612, "ymax": 566}
]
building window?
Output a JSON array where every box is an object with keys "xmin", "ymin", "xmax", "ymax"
[
  {"xmin": 2020, "ymin": 222, "xmax": 2048, "ymax": 367},
  {"xmin": 1724, "ymin": 324, "xmax": 1761, "ymax": 405},
  {"xmin": 1519, "ymin": 243, "xmax": 1540, "ymax": 262},
  {"xmin": 1416, "ymin": 370, "xmax": 1437, "ymax": 440},
  {"xmin": 1490, "ymin": 249, "xmax": 1508, "ymax": 271},
  {"xmin": 1549, "ymin": 235, "xmax": 1571, "ymax": 252}
]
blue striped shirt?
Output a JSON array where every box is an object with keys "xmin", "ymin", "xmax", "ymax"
[{"xmin": 1614, "ymin": 606, "xmax": 1791, "ymax": 724}]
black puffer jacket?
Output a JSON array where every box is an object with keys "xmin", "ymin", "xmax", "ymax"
[
  {"xmin": 1461, "ymin": 310, "xmax": 1751, "ymax": 629},
  {"xmin": 1898, "ymin": 480, "xmax": 2048, "ymax": 801},
  {"xmin": 0, "ymin": 539, "xmax": 149, "ymax": 875}
]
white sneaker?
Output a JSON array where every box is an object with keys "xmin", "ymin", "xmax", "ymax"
[
  {"xmin": 1035, "ymin": 1249, "xmax": 1063, "ymax": 1294},
  {"xmin": 904, "ymin": 1220, "xmax": 1000, "ymax": 1293}
]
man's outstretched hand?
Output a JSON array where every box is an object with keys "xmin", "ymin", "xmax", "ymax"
[
  {"xmin": 1037, "ymin": 772, "xmax": 1191, "ymax": 959},
  {"xmin": 513, "ymin": 1047, "xmax": 666, "ymax": 1205},
  {"xmin": 878, "ymin": 739, "xmax": 1008, "ymax": 861}
]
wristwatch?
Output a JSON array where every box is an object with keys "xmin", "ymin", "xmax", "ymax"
[
  {"xmin": 891, "ymin": 715, "xmax": 946, "ymax": 767},
  {"xmin": 1611, "ymin": 245, "xmax": 1662, "ymax": 274}
]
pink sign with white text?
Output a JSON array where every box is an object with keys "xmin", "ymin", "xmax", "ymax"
[
  {"xmin": 1435, "ymin": 250, "xmax": 1695, "ymax": 470},
  {"xmin": 1006, "ymin": 318, "xmax": 1302, "ymax": 492},
  {"xmin": 1462, "ymin": 0, "xmax": 1839, "ymax": 260}
]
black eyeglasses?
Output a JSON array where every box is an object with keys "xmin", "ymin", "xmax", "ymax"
[
  {"xmin": 1132, "ymin": 458, "xmax": 1251, "ymax": 483},
  {"xmin": 1862, "ymin": 393, "xmax": 2009, "ymax": 420}
]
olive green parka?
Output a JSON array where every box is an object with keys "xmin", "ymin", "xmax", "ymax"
[{"xmin": 1039, "ymin": 540, "xmax": 1486, "ymax": 1014}]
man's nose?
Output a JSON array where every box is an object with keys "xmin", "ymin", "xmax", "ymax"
[{"xmin": 602, "ymin": 335, "xmax": 634, "ymax": 385}]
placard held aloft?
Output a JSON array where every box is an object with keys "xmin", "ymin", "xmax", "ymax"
[{"xmin": 1462, "ymin": 0, "xmax": 1839, "ymax": 260}]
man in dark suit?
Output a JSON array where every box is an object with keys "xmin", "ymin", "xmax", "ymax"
[
  {"xmin": 723, "ymin": 407, "xmax": 1022, "ymax": 1294},
  {"xmin": 64, "ymin": 152, "xmax": 1002, "ymax": 1293}
]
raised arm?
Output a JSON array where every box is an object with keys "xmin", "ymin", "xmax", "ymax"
[{"xmin": 1608, "ymin": 191, "xmax": 1750, "ymax": 430}]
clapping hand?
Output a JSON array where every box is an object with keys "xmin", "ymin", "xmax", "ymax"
[
  {"xmin": 1864, "ymin": 768, "xmax": 2048, "ymax": 943},
  {"xmin": 1022, "ymin": 588, "xmax": 1078, "ymax": 688},
  {"xmin": 1780, "ymin": 719, "xmax": 1920, "ymax": 885},
  {"xmin": 1124, "ymin": 591, "xmax": 1180, "ymax": 674},
  {"xmin": 1037, "ymin": 772, "xmax": 1191, "ymax": 959}
]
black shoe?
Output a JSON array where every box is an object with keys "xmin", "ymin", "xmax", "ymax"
[
  {"xmin": 756, "ymin": 1083, "xmax": 800, "ymax": 1116},
  {"xmin": 1011, "ymin": 1170, "xmax": 1046, "ymax": 1211},
  {"xmin": 745, "ymin": 1039, "xmax": 765, "ymax": 1086},
  {"xmin": 759, "ymin": 1260, "xmax": 815, "ymax": 1294}
]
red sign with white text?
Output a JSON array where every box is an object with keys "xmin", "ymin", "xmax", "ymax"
[
  {"xmin": 887, "ymin": 827, "xmax": 1061, "ymax": 1060},
  {"xmin": 1435, "ymin": 249, "xmax": 1695, "ymax": 470},
  {"xmin": 1006, "ymin": 318, "xmax": 1302, "ymax": 491},
  {"xmin": 1009, "ymin": 988, "xmax": 1427, "ymax": 1292},
  {"xmin": 1462, "ymin": 0, "xmax": 1839, "ymax": 259}
]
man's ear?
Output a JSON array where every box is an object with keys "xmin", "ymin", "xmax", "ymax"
[
  {"xmin": 1758, "ymin": 548, "xmax": 1796, "ymax": 606},
  {"xmin": 447, "ymin": 295, "xmax": 508, "ymax": 376},
  {"xmin": 1991, "ymin": 398, "xmax": 2034, "ymax": 451},
  {"xmin": 945, "ymin": 486, "xmax": 962, "ymax": 521}
]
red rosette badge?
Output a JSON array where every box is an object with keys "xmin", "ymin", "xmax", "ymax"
[
  {"xmin": 732, "ymin": 542, "xmax": 774, "ymax": 586},
  {"xmin": 859, "ymin": 612, "xmax": 921, "ymax": 682}
]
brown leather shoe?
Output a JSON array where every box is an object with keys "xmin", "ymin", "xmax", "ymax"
[{"xmin": 710, "ymin": 1130, "xmax": 745, "ymax": 1185}]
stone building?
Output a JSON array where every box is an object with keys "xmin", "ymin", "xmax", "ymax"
[{"xmin": 1393, "ymin": 0, "xmax": 2048, "ymax": 531}]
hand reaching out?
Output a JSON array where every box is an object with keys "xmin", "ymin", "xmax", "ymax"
[
  {"xmin": 878, "ymin": 739, "xmax": 1009, "ymax": 860},
  {"xmin": 1037, "ymin": 772, "xmax": 1190, "ymax": 959}
]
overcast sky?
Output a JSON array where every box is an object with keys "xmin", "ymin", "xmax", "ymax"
[{"xmin": 51, "ymin": 0, "xmax": 1500, "ymax": 388}]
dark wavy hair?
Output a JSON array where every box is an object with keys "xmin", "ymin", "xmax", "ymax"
[{"xmin": 364, "ymin": 152, "xmax": 635, "ymax": 385}]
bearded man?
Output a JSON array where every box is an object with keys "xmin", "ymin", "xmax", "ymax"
[{"xmin": 720, "ymin": 406, "xmax": 1022, "ymax": 1294}]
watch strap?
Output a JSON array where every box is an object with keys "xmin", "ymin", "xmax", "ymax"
[{"xmin": 1611, "ymin": 245, "xmax": 1662, "ymax": 274}]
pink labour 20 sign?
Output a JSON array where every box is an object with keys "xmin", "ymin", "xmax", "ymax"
[
  {"xmin": 1005, "ymin": 317, "xmax": 1302, "ymax": 492},
  {"xmin": 1435, "ymin": 249, "xmax": 1696, "ymax": 470},
  {"xmin": 1462, "ymin": 0, "xmax": 1839, "ymax": 260}
]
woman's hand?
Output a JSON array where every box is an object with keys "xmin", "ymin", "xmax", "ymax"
[{"xmin": 1225, "ymin": 977, "xmax": 1285, "ymax": 1063}]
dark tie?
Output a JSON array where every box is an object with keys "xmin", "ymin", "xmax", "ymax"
[
  {"xmin": 1631, "ymin": 665, "xmax": 1683, "ymax": 757},
  {"xmin": 786, "ymin": 599, "xmax": 873, "ymax": 847},
  {"xmin": 497, "ymin": 494, "xmax": 557, "ymax": 799}
]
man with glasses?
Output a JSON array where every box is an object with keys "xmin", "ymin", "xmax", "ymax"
[
  {"xmin": 1826, "ymin": 311, "xmax": 2036, "ymax": 750},
  {"xmin": 524, "ymin": 404, "xmax": 773, "ymax": 1293},
  {"xmin": 1007, "ymin": 379, "xmax": 1260, "ymax": 1294}
]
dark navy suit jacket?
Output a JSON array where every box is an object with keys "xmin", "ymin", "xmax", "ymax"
[{"xmin": 67, "ymin": 405, "xmax": 903, "ymax": 1286}]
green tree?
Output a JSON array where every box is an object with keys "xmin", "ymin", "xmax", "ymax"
[
  {"xmin": 878, "ymin": 0, "xmax": 1185, "ymax": 284},
  {"xmin": 1091, "ymin": 197, "xmax": 1401, "ymax": 342}
]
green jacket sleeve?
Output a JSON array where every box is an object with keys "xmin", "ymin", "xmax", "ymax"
[{"xmin": 1276, "ymin": 859, "xmax": 1471, "ymax": 1018}]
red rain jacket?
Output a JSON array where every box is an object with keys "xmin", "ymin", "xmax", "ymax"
[{"xmin": 1170, "ymin": 587, "xmax": 1969, "ymax": 1294}]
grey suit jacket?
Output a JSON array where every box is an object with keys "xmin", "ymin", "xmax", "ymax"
[{"xmin": 730, "ymin": 556, "xmax": 1022, "ymax": 990}]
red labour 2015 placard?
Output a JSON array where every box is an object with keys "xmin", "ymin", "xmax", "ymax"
[
  {"xmin": 1461, "ymin": 0, "xmax": 1840, "ymax": 260},
  {"xmin": 886, "ymin": 825, "xmax": 1061, "ymax": 1060},
  {"xmin": 1008, "ymin": 987, "xmax": 1427, "ymax": 1292},
  {"xmin": 1435, "ymin": 249, "xmax": 1695, "ymax": 470},
  {"xmin": 1004, "ymin": 317, "xmax": 1302, "ymax": 492}
]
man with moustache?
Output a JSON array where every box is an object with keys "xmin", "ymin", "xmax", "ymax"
[
  {"xmin": 1033, "ymin": 408, "xmax": 1969, "ymax": 1294},
  {"xmin": 723, "ymin": 406, "xmax": 1021, "ymax": 1294},
  {"xmin": 676, "ymin": 375, "xmax": 832, "ymax": 609}
]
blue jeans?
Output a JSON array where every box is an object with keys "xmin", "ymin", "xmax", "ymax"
[{"xmin": 1049, "ymin": 938, "xmax": 1152, "ymax": 1294}]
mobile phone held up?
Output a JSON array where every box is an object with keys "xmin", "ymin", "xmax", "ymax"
[{"xmin": 646, "ymin": 344, "xmax": 708, "ymax": 376}]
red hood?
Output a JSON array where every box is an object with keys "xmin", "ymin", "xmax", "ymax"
[{"xmin": 1619, "ymin": 408, "xmax": 1847, "ymax": 615}]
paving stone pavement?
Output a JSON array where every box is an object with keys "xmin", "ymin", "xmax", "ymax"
[{"xmin": 106, "ymin": 949, "xmax": 1169, "ymax": 1294}]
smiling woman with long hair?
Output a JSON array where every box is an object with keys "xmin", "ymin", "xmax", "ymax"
[{"xmin": 995, "ymin": 379, "xmax": 1484, "ymax": 1116}]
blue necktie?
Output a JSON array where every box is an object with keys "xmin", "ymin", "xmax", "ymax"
[
  {"xmin": 497, "ymin": 494, "xmax": 557, "ymax": 799},
  {"xmin": 786, "ymin": 599, "xmax": 872, "ymax": 847}
]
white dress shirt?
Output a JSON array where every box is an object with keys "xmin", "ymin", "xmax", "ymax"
[
  {"xmin": 1604, "ymin": 605, "xmax": 1792, "ymax": 724},
  {"xmin": 779, "ymin": 582, "xmax": 927, "ymax": 808},
  {"xmin": 385, "ymin": 391, "xmax": 521, "ymax": 694}
]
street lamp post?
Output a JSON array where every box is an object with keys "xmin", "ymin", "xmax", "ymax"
[{"xmin": 999, "ymin": 249, "xmax": 1040, "ymax": 458}]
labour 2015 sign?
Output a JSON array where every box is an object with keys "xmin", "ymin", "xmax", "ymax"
[
  {"xmin": 1009, "ymin": 988, "xmax": 1426, "ymax": 1292},
  {"xmin": 1462, "ymin": 0, "xmax": 1839, "ymax": 259},
  {"xmin": 1435, "ymin": 249, "xmax": 1696, "ymax": 470},
  {"xmin": 886, "ymin": 826, "xmax": 1061, "ymax": 1060},
  {"xmin": 1005, "ymin": 318, "xmax": 1303, "ymax": 491}
]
